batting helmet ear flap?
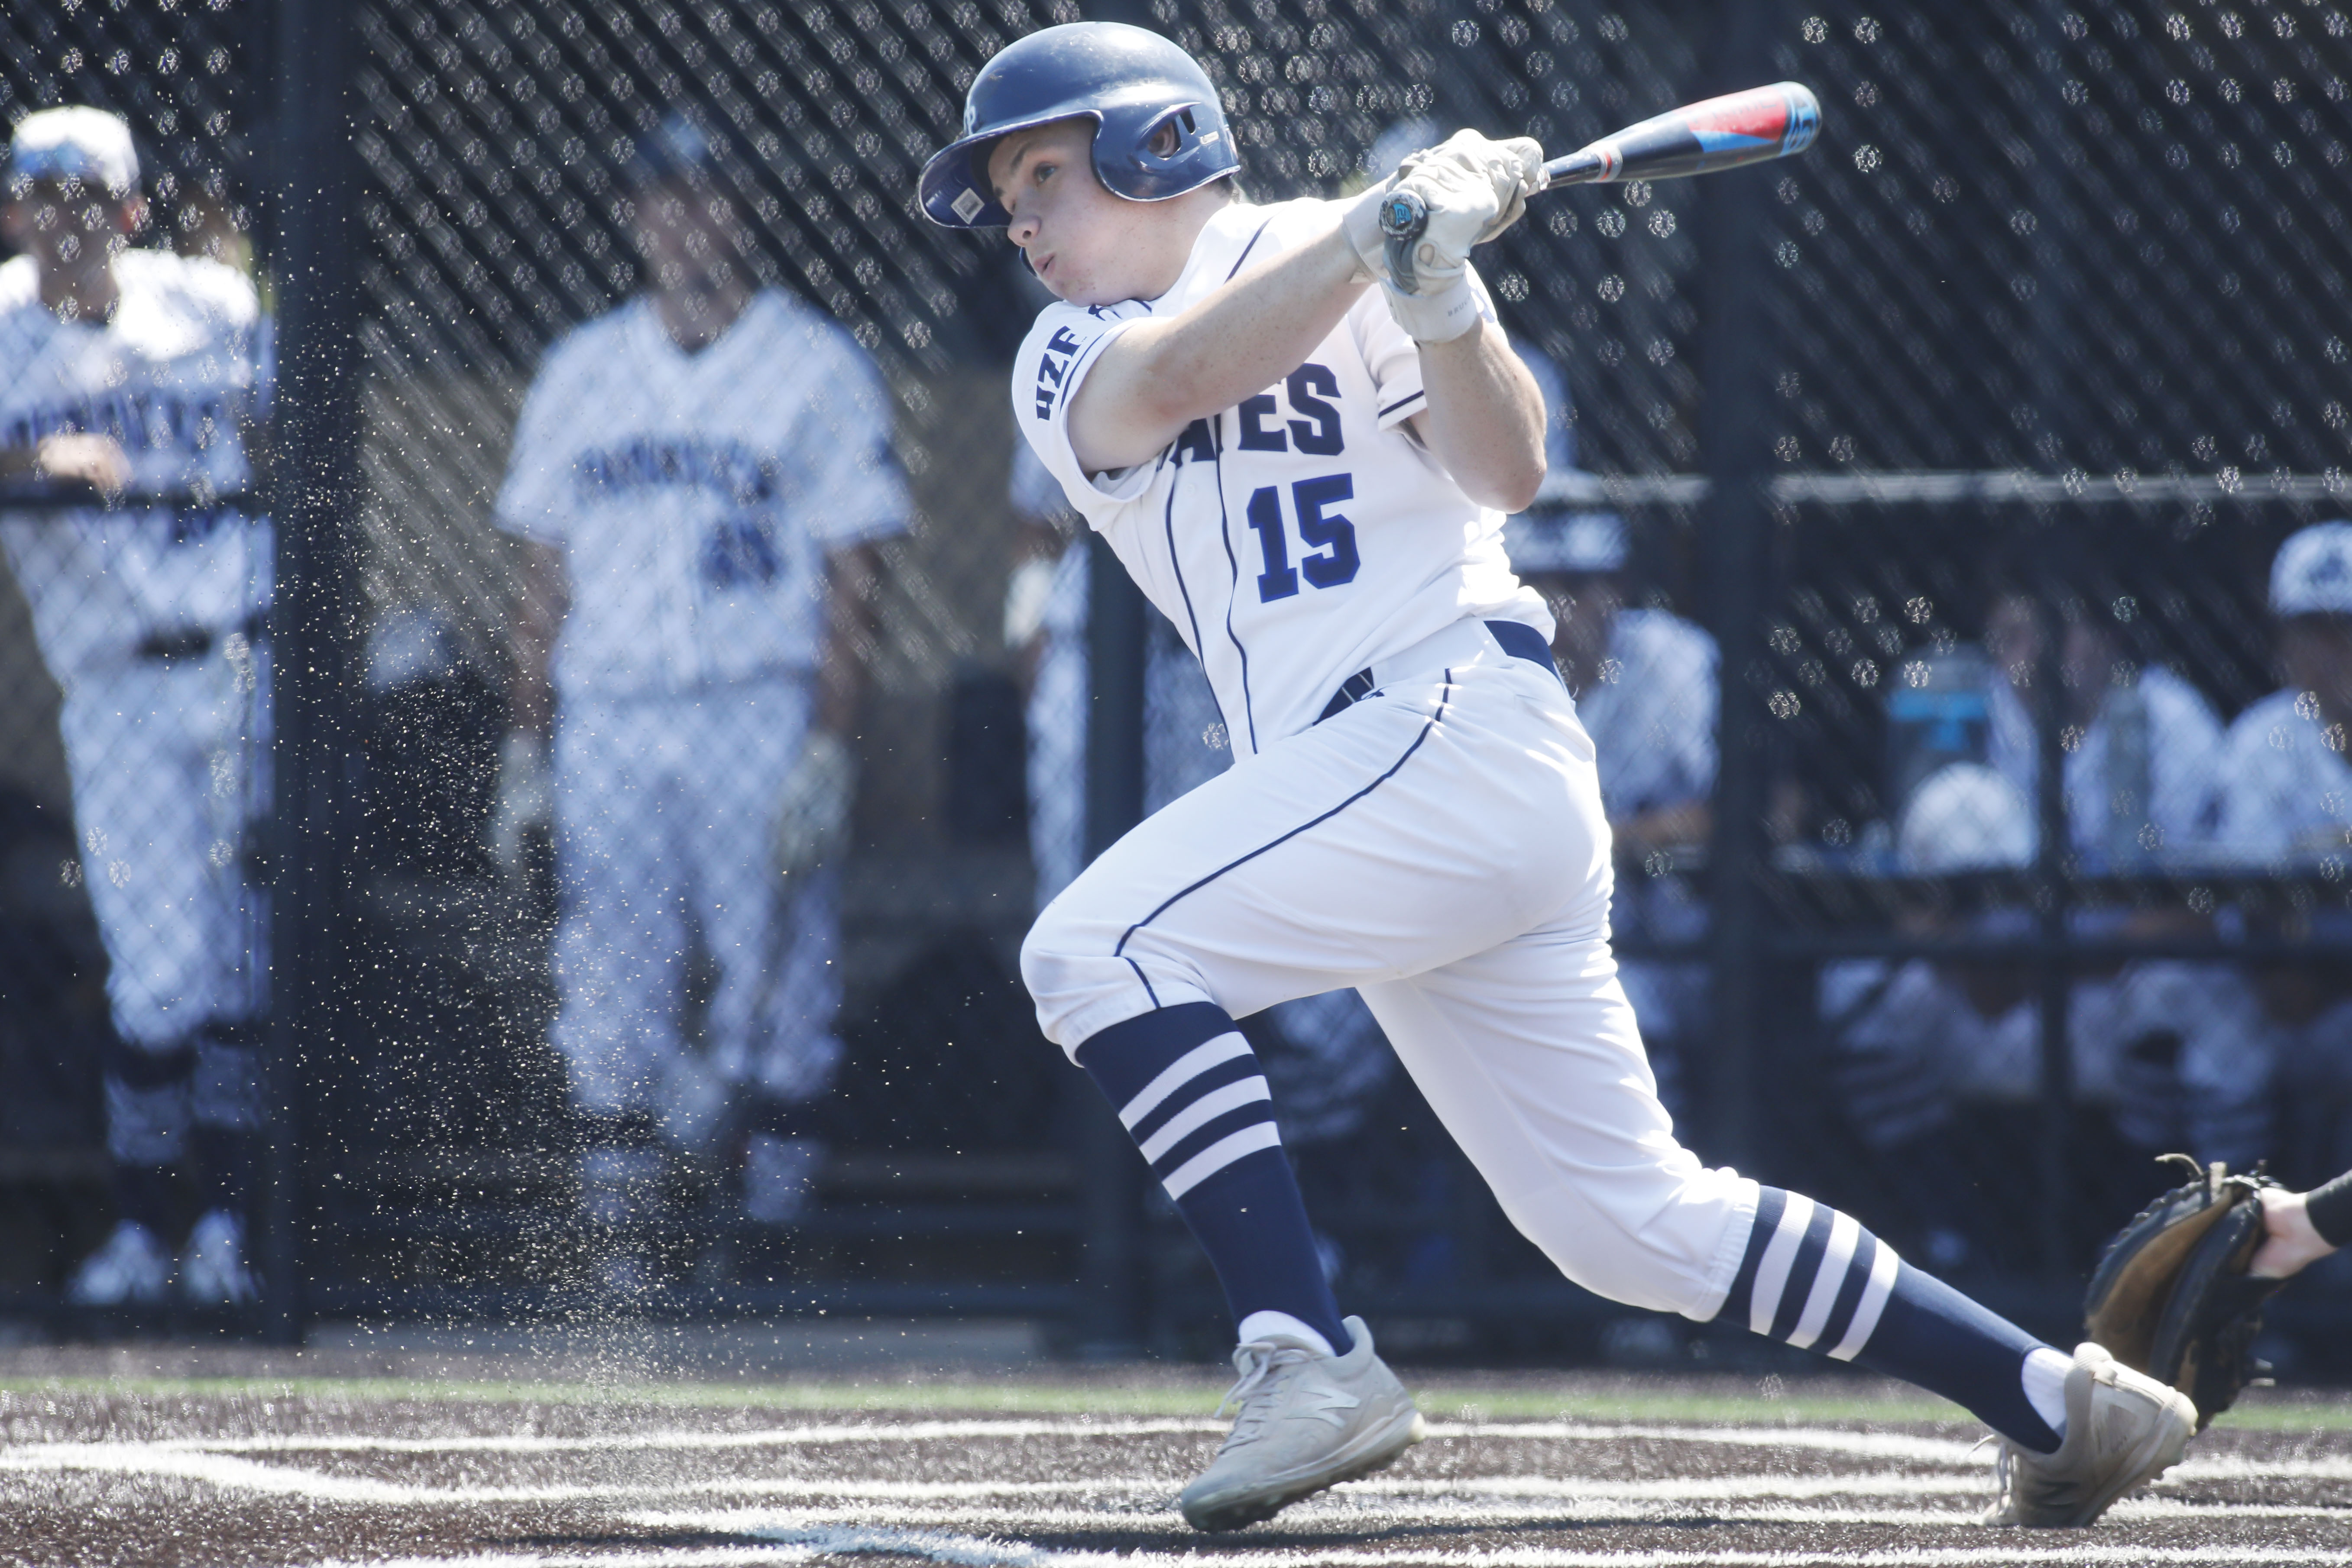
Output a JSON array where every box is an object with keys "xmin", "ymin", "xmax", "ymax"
[{"xmin": 918, "ymin": 22, "xmax": 1241, "ymax": 228}]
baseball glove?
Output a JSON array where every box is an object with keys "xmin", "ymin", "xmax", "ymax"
[{"xmin": 2083, "ymin": 1154, "xmax": 2284, "ymax": 1429}]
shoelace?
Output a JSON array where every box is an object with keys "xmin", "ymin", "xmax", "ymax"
[
  {"xmin": 1214, "ymin": 1341, "xmax": 1318, "ymax": 1446},
  {"xmin": 1986, "ymin": 1439, "xmax": 2017, "ymax": 1515}
]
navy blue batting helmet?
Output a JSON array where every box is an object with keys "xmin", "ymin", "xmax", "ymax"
[{"xmin": 918, "ymin": 22, "xmax": 1239, "ymax": 229}]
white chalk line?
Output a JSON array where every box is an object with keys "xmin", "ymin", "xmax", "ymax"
[
  {"xmin": 320, "ymin": 1527, "xmax": 2352, "ymax": 1568},
  {"xmin": 477, "ymin": 1519, "xmax": 2352, "ymax": 1568},
  {"xmin": 102, "ymin": 1416, "xmax": 1226, "ymax": 1455},
  {"xmin": 3, "ymin": 1443, "xmax": 2342, "ymax": 1529},
  {"xmin": 5, "ymin": 1419, "xmax": 1987, "ymax": 1465},
  {"xmin": 318, "ymin": 1549, "xmax": 2352, "ymax": 1568},
  {"xmin": 630, "ymin": 1493, "xmax": 2351, "ymax": 1530},
  {"xmin": 6, "ymin": 1420, "xmax": 2346, "ymax": 1507}
]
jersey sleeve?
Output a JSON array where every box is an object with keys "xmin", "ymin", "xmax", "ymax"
[
  {"xmin": 794, "ymin": 329, "xmax": 910, "ymax": 551},
  {"xmin": 494, "ymin": 343, "xmax": 581, "ymax": 546},
  {"xmin": 1351, "ymin": 262, "xmax": 1503, "ymax": 433},
  {"xmin": 2143, "ymin": 671, "xmax": 2226, "ymax": 844},
  {"xmin": 1011, "ymin": 302, "xmax": 1154, "ymax": 527}
]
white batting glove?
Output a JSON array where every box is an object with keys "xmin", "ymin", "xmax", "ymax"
[
  {"xmin": 771, "ymin": 729, "xmax": 856, "ymax": 881},
  {"xmin": 1396, "ymin": 130, "xmax": 1545, "ymax": 246},
  {"xmin": 1342, "ymin": 131, "xmax": 1544, "ymax": 342}
]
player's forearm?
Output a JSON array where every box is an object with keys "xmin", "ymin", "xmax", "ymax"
[
  {"xmin": 1407, "ymin": 322, "xmax": 1545, "ymax": 512},
  {"xmin": 1067, "ymin": 211, "xmax": 1369, "ymax": 473},
  {"xmin": 508, "ymin": 540, "xmax": 567, "ymax": 736},
  {"xmin": 816, "ymin": 544, "xmax": 883, "ymax": 737}
]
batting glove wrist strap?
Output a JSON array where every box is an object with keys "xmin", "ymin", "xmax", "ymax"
[
  {"xmin": 1381, "ymin": 274, "xmax": 1481, "ymax": 342},
  {"xmin": 1340, "ymin": 185, "xmax": 1397, "ymax": 287}
]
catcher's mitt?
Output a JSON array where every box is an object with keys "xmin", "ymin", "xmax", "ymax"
[{"xmin": 2083, "ymin": 1154, "xmax": 2284, "ymax": 1429}]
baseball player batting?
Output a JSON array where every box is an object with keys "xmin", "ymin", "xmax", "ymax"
[{"xmin": 920, "ymin": 23, "xmax": 2190, "ymax": 1532}]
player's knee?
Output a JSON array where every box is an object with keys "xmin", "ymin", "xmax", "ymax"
[{"xmin": 1019, "ymin": 903, "xmax": 1131, "ymax": 1053}]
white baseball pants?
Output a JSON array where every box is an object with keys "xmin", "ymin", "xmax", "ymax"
[
  {"xmin": 60, "ymin": 639, "xmax": 269, "ymax": 1053},
  {"xmin": 551, "ymin": 676, "xmax": 842, "ymax": 1141},
  {"xmin": 1023, "ymin": 633, "xmax": 1756, "ymax": 1321}
]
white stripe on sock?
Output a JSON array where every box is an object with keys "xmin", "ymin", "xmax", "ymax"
[
  {"xmin": 1785, "ymin": 1210, "xmax": 1860, "ymax": 1350},
  {"xmin": 1827, "ymin": 1234, "xmax": 1903, "ymax": 1362},
  {"xmin": 1116, "ymin": 1033, "xmax": 1252, "ymax": 1130},
  {"xmin": 1159, "ymin": 1121, "xmax": 1283, "ymax": 1200},
  {"xmin": 1136, "ymin": 1076, "xmax": 1271, "ymax": 1165},
  {"xmin": 1748, "ymin": 1192, "xmax": 1815, "ymax": 1336}
]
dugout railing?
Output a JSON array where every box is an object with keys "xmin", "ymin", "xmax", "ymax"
[{"xmin": 3, "ymin": 0, "xmax": 2352, "ymax": 1364}]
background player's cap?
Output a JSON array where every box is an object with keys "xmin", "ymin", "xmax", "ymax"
[
  {"xmin": 6, "ymin": 106, "xmax": 139, "ymax": 199},
  {"xmin": 1897, "ymin": 761, "xmax": 2033, "ymax": 875},
  {"xmin": 2270, "ymin": 520, "xmax": 2352, "ymax": 618},
  {"xmin": 624, "ymin": 113, "xmax": 731, "ymax": 190},
  {"xmin": 919, "ymin": 22, "xmax": 1240, "ymax": 228},
  {"xmin": 1505, "ymin": 512, "xmax": 1627, "ymax": 576}
]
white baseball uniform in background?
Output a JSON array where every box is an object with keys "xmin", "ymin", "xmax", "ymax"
[
  {"xmin": 0, "ymin": 248, "xmax": 271, "ymax": 1155},
  {"xmin": 2212, "ymin": 686, "xmax": 2352, "ymax": 859},
  {"xmin": 497, "ymin": 289, "xmax": 907, "ymax": 1140},
  {"xmin": 1015, "ymin": 198, "xmax": 1758, "ymax": 1320}
]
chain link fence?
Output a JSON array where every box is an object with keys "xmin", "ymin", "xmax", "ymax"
[{"xmin": 2, "ymin": 0, "xmax": 2349, "ymax": 1358}]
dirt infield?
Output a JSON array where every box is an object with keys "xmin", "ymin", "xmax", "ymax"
[{"xmin": 5, "ymin": 1358, "xmax": 2352, "ymax": 1567}]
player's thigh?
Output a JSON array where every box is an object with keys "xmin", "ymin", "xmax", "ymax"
[
  {"xmin": 1024, "ymin": 663, "xmax": 1605, "ymax": 1041},
  {"xmin": 1359, "ymin": 924, "xmax": 1748, "ymax": 1319},
  {"xmin": 59, "ymin": 671, "xmax": 216, "ymax": 903}
]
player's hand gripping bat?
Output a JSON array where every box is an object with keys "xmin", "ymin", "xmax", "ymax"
[{"xmin": 1378, "ymin": 82, "xmax": 1822, "ymax": 294}]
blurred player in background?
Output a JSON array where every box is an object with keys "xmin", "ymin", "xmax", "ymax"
[
  {"xmin": 496, "ymin": 115, "xmax": 904, "ymax": 1286},
  {"xmin": 1825, "ymin": 765, "xmax": 2265, "ymax": 1270},
  {"xmin": 0, "ymin": 107, "xmax": 272, "ymax": 1305},
  {"xmin": 1982, "ymin": 571, "xmax": 2253, "ymax": 1180},
  {"xmin": 1503, "ymin": 383, "xmax": 1714, "ymax": 1120},
  {"xmin": 1983, "ymin": 576, "xmax": 2225, "ymax": 864},
  {"xmin": 2212, "ymin": 522, "xmax": 2352, "ymax": 1184}
]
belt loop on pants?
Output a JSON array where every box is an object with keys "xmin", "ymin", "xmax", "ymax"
[{"xmin": 1316, "ymin": 618, "xmax": 1563, "ymax": 723}]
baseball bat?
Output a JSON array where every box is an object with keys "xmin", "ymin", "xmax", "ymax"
[{"xmin": 1378, "ymin": 81, "xmax": 1822, "ymax": 290}]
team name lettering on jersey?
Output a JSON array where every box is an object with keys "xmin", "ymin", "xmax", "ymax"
[
  {"xmin": 1033, "ymin": 326, "xmax": 1083, "ymax": 420},
  {"xmin": 575, "ymin": 435, "xmax": 776, "ymax": 505},
  {"xmin": 1233, "ymin": 364, "xmax": 1346, "ymax": 457},
  {"xmin": 2, "ymin": 391, "xmax": 239, "ymax": 457}
]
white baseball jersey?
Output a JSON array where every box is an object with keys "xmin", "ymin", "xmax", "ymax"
[
  {"xmin": 1574, "ymin": 609, "xmax": 1717, "ymax": 823},
  {"xmin": 2211, "ymin": 686, "xmax": 2352, "ymax": 858},
  {"xmin": 0, "ymin": 250, "xmax": 265, "ymax": 680},
  {"xmin": 1017, "ymin": 198, "xmax": 1548, "ymax": 753},
  {"xmin": 1987, "ymin": 664, "xmax": 2224, "ymax": 855},
  {"xmin": 497, "ymin": 290, "xmax": 907, "ymax": 697}
]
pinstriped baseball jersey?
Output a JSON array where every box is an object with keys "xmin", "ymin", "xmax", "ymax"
[
  {"xmin": 0, "ymin": 251, "xmax": 265, "ymax": 680},
  {"xmin": 1015, "ymin": 198, "xmax": 1549, "ymax": 754},
  {"xmin": 496, "ymin": 291, "xmax": 907, "ymax": 698}
]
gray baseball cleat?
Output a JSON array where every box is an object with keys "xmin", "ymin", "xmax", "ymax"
[
  {"xmin": 1983, "ymin": 1341, "xmax": 2196, "ymax": 1527},
  {"xmin": 1179, "ymin": 1315, "xmax": 1425, "ymax": 1532}
]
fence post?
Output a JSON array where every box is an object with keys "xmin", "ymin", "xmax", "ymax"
[
  {"xmin": 1696, "ymin": 0, "xmax": 1778, "ymax": 1174},
  {"xmin": 2031, "ymin": 589, "xmax": 2076, "ymax": 1281},
  {"xmin": 1076, "ymin": 532, "xmax": 1149, "ymax": 1354},
  {"xmin": 262, "ymin": 0, "xmax": 364, "ymax": 1347}
]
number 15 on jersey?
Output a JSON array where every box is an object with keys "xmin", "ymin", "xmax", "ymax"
[{"xmin": 1247, "ymin": 473, "xmax": 1359, "ymax": 603}]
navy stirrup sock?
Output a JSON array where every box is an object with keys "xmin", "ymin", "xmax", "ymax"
[
  {"xmin": 1075, "ymin": 1001, "xmax": 1352, "ymax": 1355},
  {"xmin": 1728, "ymin": 1187, "xmax": 2063, "ymax": 1454}
]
